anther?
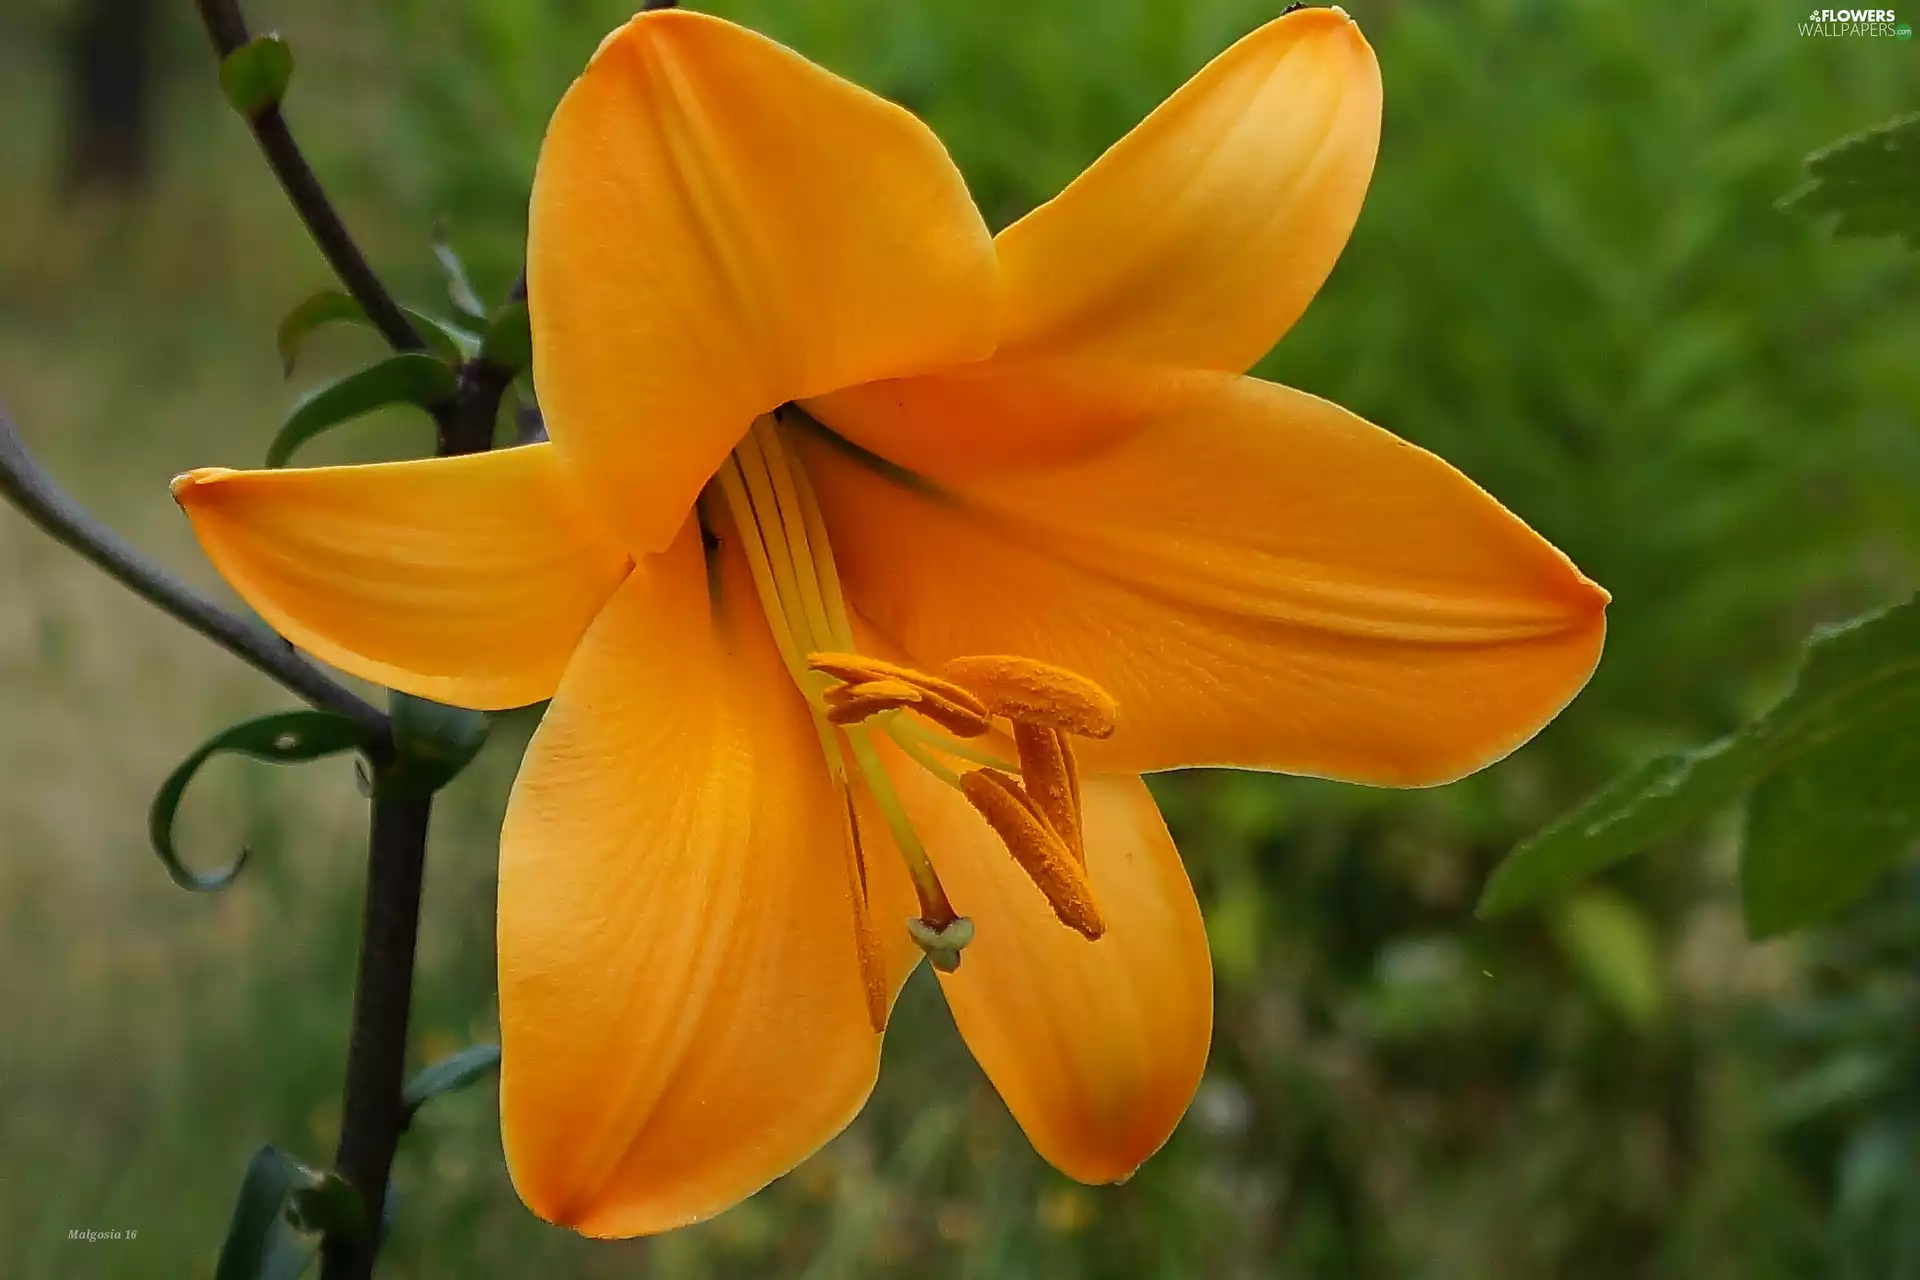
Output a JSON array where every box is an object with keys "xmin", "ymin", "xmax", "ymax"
[
  {"xmin": 808, "ymin": 652, "xmax": 992, "ymax": 736},
  {"xmin": 1012, "ymin": 722, "xmax": 1084, "ymax": 865},
  {"xmin": 941, "ymin": 656, "xmax": 1118, "ymax": 739},
  {"xmin": 959, "ymin": 769, "xmax": 1105, "ymax": 940}
]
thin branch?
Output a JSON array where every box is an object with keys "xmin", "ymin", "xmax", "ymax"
[
  {"xmin": 192, "ymin": 0, "xmax": 431, "ymax": 360},
  {"xmin": 0, "ymin": 404, "xmax": 389, "ymax": 740}
]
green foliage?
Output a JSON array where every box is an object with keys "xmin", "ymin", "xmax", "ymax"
[
  {"xmin": 149, "ymin": 712, "xmax": 372, "ymax": 893},
  {"xmin": 276, "ymin": 290, "xmax": 476, "ymax": 377},
  {"xmin": 385, "ymin": 694, "xmax": 490, "ymax": 797},
  {"xmin": 401, "ymin": 1044, "xmax": 501, "ymax": 1123},
  {"xmin": 478, "ymin": 300, "xmax": 530, "ymax": 376},
  {"xmin": 214, "ymin": 1147, "xmax": 321, "ymax": 1280},
  {"xmin": 267, "ymin": 354, "xmax": 456, "ymax": 468},
  {"xmin": 1482, "ymin": 597, "xmax": 1920, "ymax": 929},
  {"xmin": 1781, "ymin": 114, "xmax": 1920, "ymax": 247},
  {"xmin": 218, "ymin": 35, "xmax": 295, "ymax": 121}
]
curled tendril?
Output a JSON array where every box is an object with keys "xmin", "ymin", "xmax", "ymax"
[{"xmin": 149, "ymin": 710, "xmax": 375, "ymax": 892}]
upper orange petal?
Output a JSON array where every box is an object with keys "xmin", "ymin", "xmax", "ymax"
[
  {"xmin": 530, "ymin": 10, "xmax": 999, "ymax": 554},
  {"xmin": 171, "ymin": 445, "xmax": 630, "ymax": 711},
  {"xmin": 802, "ymin": 374, "xmax": 1607, "ymax": 786},
  {"xmin": 498, "ymin": 521, "xmax": 910, "ymax": 1237},
  {"xmin": 995, "ymin": 6, "xmax": 1380, "ymax": 371},
  {"xmin": 802, "ymin": 8, "xmax": 1379, "ymax": 477},
  {"xmin": 879, "ymin": 738, "xmax": 1213, "ymax": 1184}
]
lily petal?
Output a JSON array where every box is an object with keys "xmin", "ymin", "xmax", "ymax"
[
  {"xmin": 530, "ymin": 9, "xmax": 999, "ymax": 554},
  {"xmin": 499, "ymin": 523, "xmax": 916, "ymax": 1238},
  {"xmin": 172, "ymin": 445, "xmax": 630, "ymax": 711},
  {"xmin": 995, "ymin": 6, "xmax": 1380, "ymax": 371},
  {"xmin": 803, "ymin": 375, "xmax": 1608, "ymax": 786},
  {"xmin": 883, "ymin": 740, "xmax": 1212, "ymax": 1184},
  {"xmin": 802, "ymin": 8, "xmax": 1379, "ymax": 475}
]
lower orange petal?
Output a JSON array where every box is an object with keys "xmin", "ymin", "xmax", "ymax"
[
  {"xmin": 882, "ymin": 738, "xmax": 1213, "ymax": 1183},
  {"xmin": 498, "ymin": 522, "xmax": 907, "ymax": 1237}
]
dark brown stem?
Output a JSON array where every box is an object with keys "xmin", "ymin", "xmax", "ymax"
[
  {"xmin": 0, "ymin": 403, "xmax": 389, "ymax": 739},
  {"xmin": 320, "ymin": 782, "xmax": 433, "ymax": 1280},
  {"xmin": 192, "ymin": 0, "xmax": 430, "ymax": 358}
]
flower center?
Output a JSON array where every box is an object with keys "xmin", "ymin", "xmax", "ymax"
[{"xmin": 702, "ymin": 408, "xmax": 1117, "ymax": 1030}]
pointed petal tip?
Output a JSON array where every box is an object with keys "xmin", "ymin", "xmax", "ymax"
[{"xmin": 169, "ymin": 467, "xmax": 234, "ymax": 503}]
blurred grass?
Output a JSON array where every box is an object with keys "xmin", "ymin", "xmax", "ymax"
[{"xmin": 1, "ymin": 0, "xmax": 1917, "ymax": 1276}]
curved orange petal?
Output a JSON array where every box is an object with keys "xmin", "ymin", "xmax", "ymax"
[
  {"xmin": 171, "ymin": 445, "xmax": 630, "ymax": 711},
  {"xmin": 530, "ymin": 9, "xmax": 999, "ymax": 554},
  {"xmin": 803, "ymin": 8, "xmax": 1379, "ymax": 476},
  {"xmin": 996, "ymin": 5, "xmax": 1379, "ymax": 371},
  {"xmin": 499, "ymin": 521, "xmax": 913, "ymax": 1238},
  {"xmin": 880, "ymin": 740, "xmax": 1212, "ymax": 1183},
  {"xmin": 803, "ymin": 375, "xmax": 1608, "ymax": 786}
]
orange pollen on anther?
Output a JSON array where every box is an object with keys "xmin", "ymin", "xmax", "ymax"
[
  {"xmin": 807, "ymin": 652, "xmax": 992, "ymax": 737},
  {"xmin": 941, "ymin": 655, "xmax": 1119, "ymax": 738},
  {"xmin": 959, "ymin": 769, "xmax": 1105, "ymax": 940}
]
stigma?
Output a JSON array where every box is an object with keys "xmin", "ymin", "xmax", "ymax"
[{"xmin": 705, "ymin": 409, "xmax": 1118, "ymax": 1033}]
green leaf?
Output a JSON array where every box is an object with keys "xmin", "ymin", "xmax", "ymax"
[
  {"xmin": 214, "ymin": 1147, "xmax": 320, "ymax": 1280},
  {"xmin": 151, "ymin": 712, "xmax": 372, "ymax": 892},
  {"xmin": 1780, "ymin": 113, "xmax": 1920, "ymax": 247},
  {"xmin": 384, "ymin": 693, "xmax": 490, "ymax": 796},
  {"xmin": 1742, "ymin": 662, "xmax": 1920, "ymax": 938},
  {"xmin": 480, "ymin": 300, "xmax": 531, "ymax": 375},
  {"xmin": 431, "ymin": 224, "xmax": 487, "ymax": 320},
  {"xmin": 276, "ymin": 291, "xmax": 362, "ymax": 377},
  {"xmin": 285, "ymin": 1173, "xmax": 369, "ymax": 1246},
  {"xmin": 402, "ymin": 1043, "xmax": 502, "ymax": 1122},
  {"xmin": 276, "ymin": 290, "xmax": 479, "ymax": 377},
  {"xmin": 267, "ymin": 354, "xmax": 457, "ymax": 468},
  {"xmin": 1480, "ymin": 594, "xmax": 1920, "ymax": 918},
  {"xmin": 219, "ymin": 34, "xmax": 294, "ymax": 120},
  {"xmin": 1547, "ymin": 889, "xmax": 1665, "ymax": 1029}
]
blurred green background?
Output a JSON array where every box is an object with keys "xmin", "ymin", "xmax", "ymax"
[{"xmin": 2, "ymin": 0, "xmax": 1917, "ymax": 1275}]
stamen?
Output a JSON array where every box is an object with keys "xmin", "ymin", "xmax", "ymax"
[
  {"xmin": 839, "ymin": 783, "xmax": 888, "ymax": 1033},
  {"xmin": 808, "ymin": 652, "xmax": 992, "ymax": 737},
  {"xmin": 959, "ymin": 769, "xmax": 1106, "ymax": 941},
  {"xmin": 942, "ymin": 655, "xmax": 1119, "ymax": 739},
  {"xmin": 824, "ymin": 677, "xmax": 924, "ymax": 724},
  {"xmin": 1012, "ymin": 722, "xmax": 1084, "ymax": 865}
]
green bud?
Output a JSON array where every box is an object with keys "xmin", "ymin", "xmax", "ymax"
[
  {"xmin": 219, "ymin": 35, "xmax": 294, "ymax": 120},
  {"xmin": 384, "ymin": 693, "xmax": 490, "ymax": 796}
]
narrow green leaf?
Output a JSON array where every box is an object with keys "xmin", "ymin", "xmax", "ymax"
[
  {"xmin": 219, "ymin": 35, "xmax": 294, "ymax": 120},
  {"xmin": 1478, "ymin": 736, "xmax": 1757, "ymax": 917},
  {"xmin": 214, "ymin": 1146, "xmax": 320, "ymax": 1280},
  {"xmin": 480, "ymin": 300, "xmax": 531, "ymax": 375},
  {"xmin": 276, "ymin": 291, "xmax": 478, "ymax": 377},
  {"xmin": 1547, "ymin": 889, "xmax": 1665, "ymax": 1029},
  {"xmin": 150, "ymin": 712, "xmax": 371, "ymax": 892},
  {"xmin": 431, "ymin": 225, "xmax": 487, "ymax": 320},
  {"xmin": 267, "ymin": 354, "xmax": 457, "ymax": 468},
  {"xmin": 1780, "ymin": 113, "xmax": 1920, "ymax": 247},
  {"xmin": 1480, "ymin": 594, "xmax": 1920, "ymax": 918},
  {"xmin": 384, "ymin": 693, "xmax": 490, "ymax": 796},
  {"xmin": 285, "ymin": 1173, "xmax": 369, "ymax": 1246},
  {"xmin": 1742, "ymin": 677, "xmax": 1920, "ymax": 938},
  {"xmin": 276, "ymin": 290, "xmax": 362, "ymax": 378},
  {"xmin": 402, "ymin": 1043, "xmax": 502, "ymax": 1121}
]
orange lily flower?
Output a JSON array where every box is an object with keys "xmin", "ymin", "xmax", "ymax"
[{"xmin": 171, "ymin": 7, "xmax": 1606, "ymax": 1238}]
